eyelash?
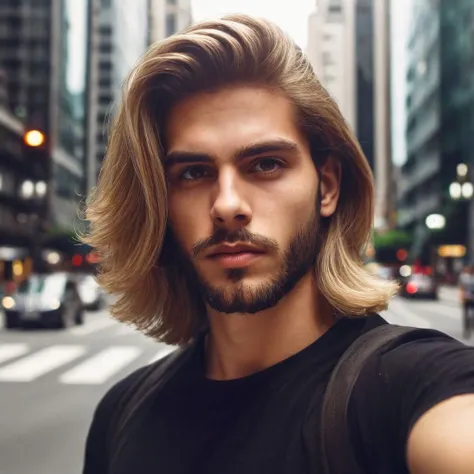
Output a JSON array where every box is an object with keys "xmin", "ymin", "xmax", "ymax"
[{"xmin": 176, "ymin": 157, "xmax": 285, "ymax": 182}]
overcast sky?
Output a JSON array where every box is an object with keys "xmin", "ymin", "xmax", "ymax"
[{"xmin": 191, "ymin": 0, "xmax": 315, "ymax": 49}]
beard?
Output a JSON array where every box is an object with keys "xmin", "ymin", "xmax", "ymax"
[{"xmin": 190, "ymin": 209, "xmax": 321, "ymax": 314}]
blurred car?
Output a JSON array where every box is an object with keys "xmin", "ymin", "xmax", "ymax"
[
  {"xmin": 77, "ymin": 274, "xmax": 106, "ymax": 311},
  {"xmin": 401, "ymin": 271, "xmax": 438, "ymax": 300},
  {"xmin": 376, "ymin": 265, "xmax": 395, "ymax": 280},
  {"xmin": 1, "ymin": 272, "xmax": 84, "ymax": 329}
]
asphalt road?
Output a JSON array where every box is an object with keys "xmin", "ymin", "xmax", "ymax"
[{"xmin": 0, "ymin": 292, "xmax": 471, "ymax": 474}]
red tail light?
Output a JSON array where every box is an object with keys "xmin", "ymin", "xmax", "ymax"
[{"xmin": 406, "ymin": 282, "xmax": 418, "ymax": 294}]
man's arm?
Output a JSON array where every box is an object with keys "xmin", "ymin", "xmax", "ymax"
[{"xmin": 407, "ymin": 394, "xmax": 474, "ymax": 474}]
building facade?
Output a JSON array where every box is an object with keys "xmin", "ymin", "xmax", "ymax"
[
  {"xmin": 307, "ymin": 0, "xmax": 356, "ymax": 130},
  {"xmin": 148, "ymin": 0, "xmax": 193, "ymax": 44},
  {"xmin": 399, "ymin": 0, "xmax": 474, "ymax": 266},
  {"xmin": 0, "ymin": 0, "xmax": 99, "ymax": 277},
  {"xmin": 307, "ymin": 0, "xmax": 392, "ymax": 229},
  {"xmin": 94, "ymin": 0, "xmax": 148, "ymax": 183}
]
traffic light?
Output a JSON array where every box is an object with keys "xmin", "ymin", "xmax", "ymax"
[{"xmin": 24, "ymin": 129, "xmax": 46, "ymax": 148}]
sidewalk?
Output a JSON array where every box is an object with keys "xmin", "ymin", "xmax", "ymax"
[{"xmin": 439, "ymin": 285, "xmax": 459, "ymax": 305}]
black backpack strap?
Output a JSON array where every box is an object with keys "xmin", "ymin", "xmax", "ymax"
[
  {"xmin": 321, "ymin": 324, "xmax": 417, "ymax": 474},
  {"xmin": 107, "ymin": 341, "xmax": 198, "ymax": 471}
]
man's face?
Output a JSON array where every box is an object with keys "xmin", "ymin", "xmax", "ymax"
[{"xmin": 164, "ymin": 85, "xmax": 339, "ymax": 314}]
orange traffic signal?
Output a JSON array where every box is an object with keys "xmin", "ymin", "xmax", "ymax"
[{"xmin": 24, "ymin": 130, "xmax": 45, "ymax": 147}]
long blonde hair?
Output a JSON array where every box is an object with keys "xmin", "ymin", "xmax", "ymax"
[{"xmin": 83, "ymin": 14, "xmax": 399, "ymax": 344}]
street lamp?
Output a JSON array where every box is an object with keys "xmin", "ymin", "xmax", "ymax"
[
  {"xmin": 450, "ymin": 163, "xmax": 472, "ymax": 200},
  {"xmin": 425, "ymin": 213, "xmax": 446, "ymax": 230}
]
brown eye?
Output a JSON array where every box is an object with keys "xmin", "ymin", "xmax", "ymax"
[
  {"xmin": 252, "ymin": 158, "xmax": 283, "ymax": 173},
  {"xmin": 180, "ymin": 166, "xmax": 211, "ymax": 181}
]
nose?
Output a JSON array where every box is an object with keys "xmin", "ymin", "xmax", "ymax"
[{"xmin": 210, "ymin": 169, "xmax": 252, "ymax": 229}]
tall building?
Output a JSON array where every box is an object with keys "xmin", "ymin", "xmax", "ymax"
[
  {"xmin": 148, "ymin": 0, "xmax": 193, "ymax": 44},
  {"xmin": 94, "ymin": 0, "xmax": 149, "ymax": 182},
  {"xmin": 306, "ymin": 0, "xmax": 356, "ymax": 130},
  {"xmin": 399, "ymin": 0, "xmax": 474, "ymax": 267},
  {"xmin": 307, "ymin": 0, "xmax": 392, "ymax": 229},
  {"xmin": 0, "ymin": 0, "xmax": 99, "ymax": 276}
]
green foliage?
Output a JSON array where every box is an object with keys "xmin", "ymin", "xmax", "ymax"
[{"xmin": 373, "ymin": 229, "xmax": 413, "ymax": 250}]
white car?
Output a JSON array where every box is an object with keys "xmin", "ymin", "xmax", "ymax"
[{"xmin": 77, "ymin": 275, "xmax": 106, "ymax": 311}]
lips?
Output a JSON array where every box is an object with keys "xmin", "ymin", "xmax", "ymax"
[
  {"xmin": 206, "ymin": 244, "xmax": 265, "ymax": 269},
  {"xmin": 207, "ymin": 244, "xmax": 265, "ymax": 258}
]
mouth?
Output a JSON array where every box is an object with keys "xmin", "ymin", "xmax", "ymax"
[{"xmin": 207, "ymin": 244, "xmax": 266, "ymax": 269}]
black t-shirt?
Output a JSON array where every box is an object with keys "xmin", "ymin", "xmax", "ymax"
[{"xmin": 83, "ymin": 315, "xmax": 474, "ymax": 474}]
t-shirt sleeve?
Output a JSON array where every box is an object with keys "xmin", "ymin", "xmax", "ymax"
[
  {"xmin": 82, "ymin": 367, "xmax": 149, "ymax": 474},
  {"xmin": 348, "ymin": 329, "xmax": 474, "ymax": 473}
]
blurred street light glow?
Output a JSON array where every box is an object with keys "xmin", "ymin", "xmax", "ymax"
[
  {"xmin": 24, "ymin": 130, "xmax": 45, "ymax": 147},
  {"xmin": 449, "ymin": 182, "xmax": 462, "ymax": 199},
  {"xmin": 45, "ymin": 251, "xmax": 61, "ymax": 265},
  {"xmin": 457, "ymin": 163, "xmax": 468, "ymax": 178},
  {"xmin": 400, "ymin": 265, "xmax": 412, "ymax": 278},
  {"xmin": 2, "ymin": 296, "xmax": 15, "ymax": 309},
  {"xmin": 462, "ymin": 182, "xmax": 474, "ymax": 199},
  {"xmin": 21, "ymin": 180, "xmax": 34, "ymax": 199},
  {"xmin": 425, "ymin": 213, "xmax": 446, "ymax": 230},
  {"xmin": 36, "ymin": 181, "xmax": 47, "ymax": 197},
  {"xmin": 12, "ymin": 260, "xmax": 23, "ymax": 277}
]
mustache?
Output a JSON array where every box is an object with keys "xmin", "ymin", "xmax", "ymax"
[{"xmin": 191, "ymin": 228, "xmax": 279, "ymax": 259}]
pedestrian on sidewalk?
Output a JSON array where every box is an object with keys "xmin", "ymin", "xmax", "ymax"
[
  {"xmin": 82, "ymin": 15, "xmax": 474, "ymax": 474},
  {"xmin": 458, "ymin": 264, "xmax": 474, "ymax": 338}
]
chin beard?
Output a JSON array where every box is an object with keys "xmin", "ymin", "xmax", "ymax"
[{"xmin": 200, "ymin": 211, "xmax": 320, "ymax": 314}]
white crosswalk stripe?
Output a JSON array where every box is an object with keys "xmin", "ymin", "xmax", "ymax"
[
  {"xmin": 148, "ymin": 346, "xmax": 176, "ymax": 364},
  {"xmin": 0, "ymin": 343, "xmax": 29, "ymax": 364},
  {"xmin": 386, "ymin": 298, "xmax": 433, "ymax": 329},
  {"xmin": 0, "ymin": 345, "xmax": 86, "ymax": 382},
  {"xmin": 111, "ymin": 325, "xmax": 139, "ymax": 337},
  {"xmin": 60, "ymin": 346, "xmax": 143, "ymax": 385}
]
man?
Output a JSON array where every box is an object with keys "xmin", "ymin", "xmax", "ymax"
[
  {"xmin": 459, "ymin": 264, "xmax": 474, "ymax": 338},
  {"xmin": 83, "ymin": 15, "xmax": 474, "ymax": 474}
]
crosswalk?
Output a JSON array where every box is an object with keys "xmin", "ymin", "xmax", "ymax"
[
  {"xmin": 0, "ymin": 342, "xmax": 176, "ymax": 385},
  {"xmin": 0, "ymin": 296, "xmax": 464, "ymax": 386}
]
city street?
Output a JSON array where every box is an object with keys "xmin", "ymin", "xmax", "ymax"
[{"xmin": 0, "ymin": 290, "xmax": 471, "ymax": 474}]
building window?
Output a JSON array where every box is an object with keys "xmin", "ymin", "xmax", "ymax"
[
  {"xmin": 322, "ymin": 51, "xmax": 335, "ymax": 65},
  {"xmin": 99, "ymin": 43, "xmax": 113, "ymax": 54},
  {"xmin": 166, "ymin": 13, "xmax": 177, "ymax": 36},
  {"xmin": 328, "ymin": 3, "xmax": 342, "ymax": 13},
  {"xmin": 99, "ymin": 61, "xmax": 113, "ymax": 72},
  {"xmin": 99, "ymin": 78, "xmax": 112, "ymax": 88},
  {"xmin": 99, "ymin": 25, "xmax": 112, "ymax": 36},
  {"xmin": 99, "ymin": 94, "xmax": 112, "ymax": 105}
]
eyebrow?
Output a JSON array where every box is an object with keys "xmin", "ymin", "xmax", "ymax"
[{"xmin": 164, "ymin": 138, "xmax": 299, "ymax": 168}]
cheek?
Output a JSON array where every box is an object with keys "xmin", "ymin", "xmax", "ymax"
[{"xmin": 168, "ymin": 193, "xmax": 211, "ymax": 249}]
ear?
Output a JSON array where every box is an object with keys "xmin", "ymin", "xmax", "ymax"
[{"xmin": 319, "ymin": 157, "xmax": 341, "ymax": 218}]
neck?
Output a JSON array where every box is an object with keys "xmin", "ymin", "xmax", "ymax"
[{"xmin": 205, "ymin": 273, "xmax": 334, "ymax": 380}]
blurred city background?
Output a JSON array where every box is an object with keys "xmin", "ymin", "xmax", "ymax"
[{"xmin": 0, "ymin": 0, "xmax": 472, "ymax": 473}]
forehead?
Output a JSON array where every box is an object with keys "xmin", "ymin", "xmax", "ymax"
[{"xmin": 164, "ymin": 85, "xmax": 307, "ymax": 156}]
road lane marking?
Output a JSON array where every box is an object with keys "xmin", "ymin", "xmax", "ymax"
[
  {"xmin": 412, "ymin": 301, "xmax": 461, "ymax": 321},
  {"xmin": 381, "ymin": 308, "xmax": 409, "ymax": 326},
  {"xmin": 60, "ymin": 346, "xmax": 142, "ymax": 384},
  {"xmin": 388, "ymin": 299, "xmax": 433, "ymax": 329},
  {"xmin": 0, "ymin": 345, "xmax": 86, "ymax": 382},
  {"xmin": 0, "ymin": 343, "xmax": 30, "ymax": 364},
  {"xmin": 69, "ymin": 318, "xmax": 117, "ymax": 336},
  {"xmin": 111, "ymin": 325, "xmax": 138, "ymax": 337},
  {"xmin": 148, "ymin": 346, "xmax": 176, "ymax": 364}
]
